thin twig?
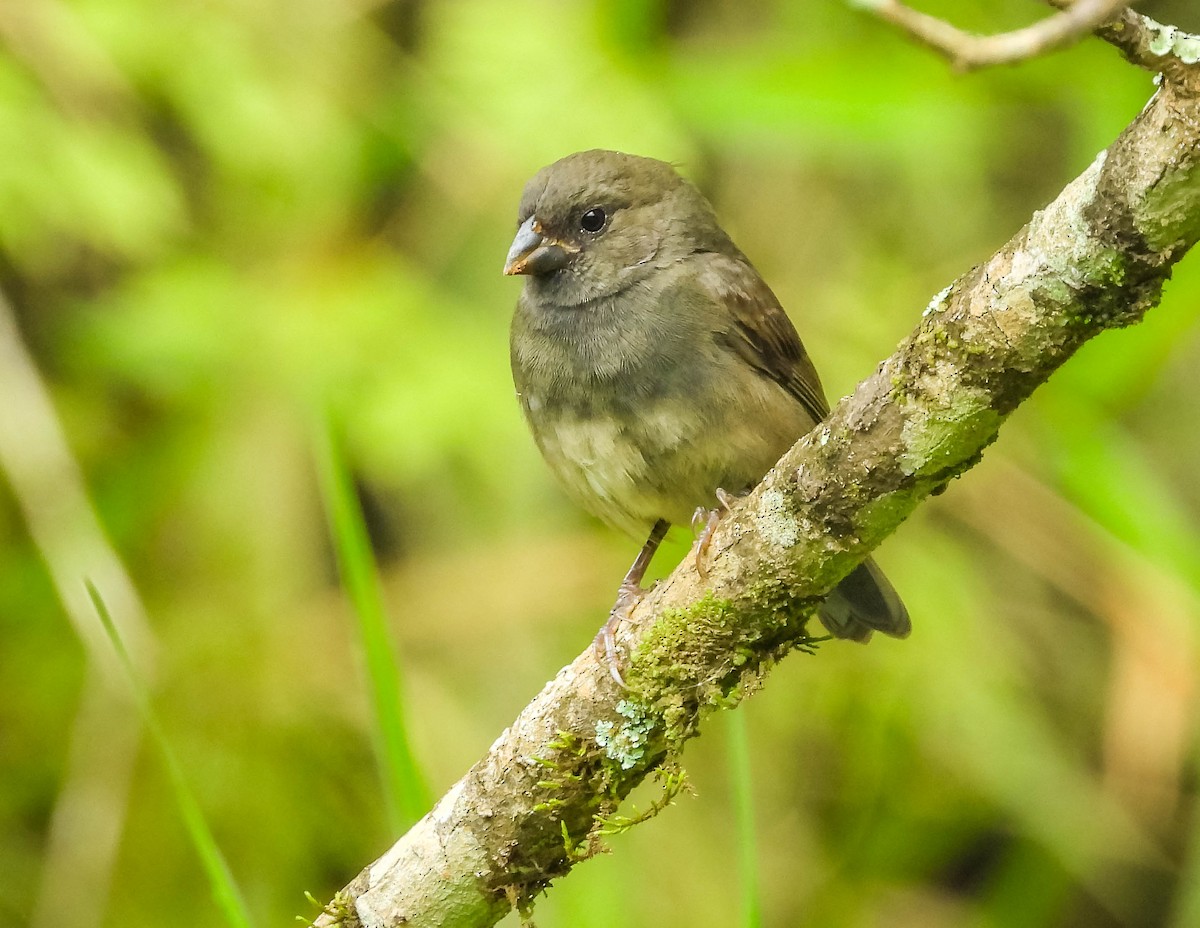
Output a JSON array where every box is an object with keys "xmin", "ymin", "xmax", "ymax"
[{"xmin": 856, "ymin": 0, "xmax": 1130, "ymax": 71}]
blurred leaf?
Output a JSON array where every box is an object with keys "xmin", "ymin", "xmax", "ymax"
[
  {"xmin": 315, "ymin": 413, "xmax": 430, "ymax": 832},
  {"xmin": 86, "ymin": 581, "xmax": 255, "ymax": 928}
]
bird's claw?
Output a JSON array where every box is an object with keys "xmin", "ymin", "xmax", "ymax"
[
  {"xmin": 594, "ymin": 581, "xmax": 644, "ymax": 689},
  {"xmin": 690, "ymin": 487, "xmax": 736, "ymax": 578}
]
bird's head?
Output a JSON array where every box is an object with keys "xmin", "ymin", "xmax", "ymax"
[{"xmin": 504, "ymin": 149, "xmax": 726, "ymax": 306}]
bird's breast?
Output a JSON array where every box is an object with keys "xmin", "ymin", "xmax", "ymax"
[
  {"xmin": 518, "ymin": 388, "xmax": 703, "ymax": 536},
  {"xmin": 510, "ymin": 287, "xmax": 813, "ymax": 536}
]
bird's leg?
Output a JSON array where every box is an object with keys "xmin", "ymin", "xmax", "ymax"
[
  {"xmin": 596, "ymin": 519, "xmax": 669, "ymax": 688},
  {"xmin": 690, "ymin": 487, "xmax": 738, "ymax": 579}
]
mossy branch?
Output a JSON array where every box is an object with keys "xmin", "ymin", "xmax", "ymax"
[{"xmin": 314, "ymin": 51, "xmax": 1200, "ymax": 928}]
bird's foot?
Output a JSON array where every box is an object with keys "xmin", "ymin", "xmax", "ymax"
[
  {"xmin": 594, "ymin": 580, "xmax": 646, "ymax": 689},
  {"xmin": 690, "ymin": 487, "xmax": 737, "ymax": 579},
  {"xmin": 594, "ymin": 519, "xmax": 669, "ymax": 689}
]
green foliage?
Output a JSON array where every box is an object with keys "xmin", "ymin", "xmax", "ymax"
[{"xmin": 2, "ymin": 1, "xmax": 1200, "ymax": 927}]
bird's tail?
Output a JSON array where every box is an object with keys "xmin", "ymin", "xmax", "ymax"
[{"xmin": 818, "ymin": 557, "xmax": 911, "ymax": 643}]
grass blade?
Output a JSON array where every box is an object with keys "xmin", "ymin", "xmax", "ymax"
[
  {"xmin": 728, "ymin": 710, "xmax": 762, "ymax": 928},
  {"xmin": 85, "ymin": 580, "xmax": 255, "ymax": 928},
  {"xmin": 314, "ymin": 415, "xmax": 430, "ymax": 832}
]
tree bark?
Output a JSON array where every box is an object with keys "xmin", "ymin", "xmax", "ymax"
[{"xmin": 315, "ymin": 47, "xmax": 1200, "ymax": 928}]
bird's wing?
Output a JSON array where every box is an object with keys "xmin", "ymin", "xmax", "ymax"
[{"xmin": 700, "ymin": 255, "xmax": 831, "ymax": 423}]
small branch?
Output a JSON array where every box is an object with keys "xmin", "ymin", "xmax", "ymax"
[
  {"xmin": 855, "ymin": 0, "xmax": 1131, "ymax": 71},
  {"xmin": 315, "ymin": 71, "xmax": 1200, "ymax": 928},
  {"xmin": 1044, "ymin": 0, "xmax": 1200, "ymax": 79}
]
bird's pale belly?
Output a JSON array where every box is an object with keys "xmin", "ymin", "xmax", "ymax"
[{"xmin": 525, "ymin": 393, "xmax": 793, "ymax": 539}]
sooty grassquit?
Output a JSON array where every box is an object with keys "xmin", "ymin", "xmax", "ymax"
[{"xmin": 504, "ymin": 150, "xmax": 909, "ymax": 671}]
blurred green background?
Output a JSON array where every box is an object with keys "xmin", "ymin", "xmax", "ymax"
[{"xmin": 3, "ymin": 1, "xmax": 1200, "ymax": 926}]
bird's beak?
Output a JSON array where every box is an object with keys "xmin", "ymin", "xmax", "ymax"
[{"xmin": 504, "ymin": 216, "xmax": 577, "ymax": 276}]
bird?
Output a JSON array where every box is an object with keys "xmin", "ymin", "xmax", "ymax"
[{"xmin": 504, "ymin": 150, "xmax": 909, "ymax": 681}]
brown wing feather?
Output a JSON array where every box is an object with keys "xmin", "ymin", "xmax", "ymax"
[
  {"xmin": 702, "ymin": 257, "xmax": 911, "ymax": 641},
  {"xmin": 708, "ymin": 257, "xmax": 830, "ymax": 423}
]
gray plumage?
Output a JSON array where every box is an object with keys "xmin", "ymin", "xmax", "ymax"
[{"xmin": 507, "ymin": 149, "xmax": 909, "ymax": 642}]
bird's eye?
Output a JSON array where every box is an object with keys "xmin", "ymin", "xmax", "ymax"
[{"xmin": 579, "ymin": 207, "xmax": 606, "ymax": 233}]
